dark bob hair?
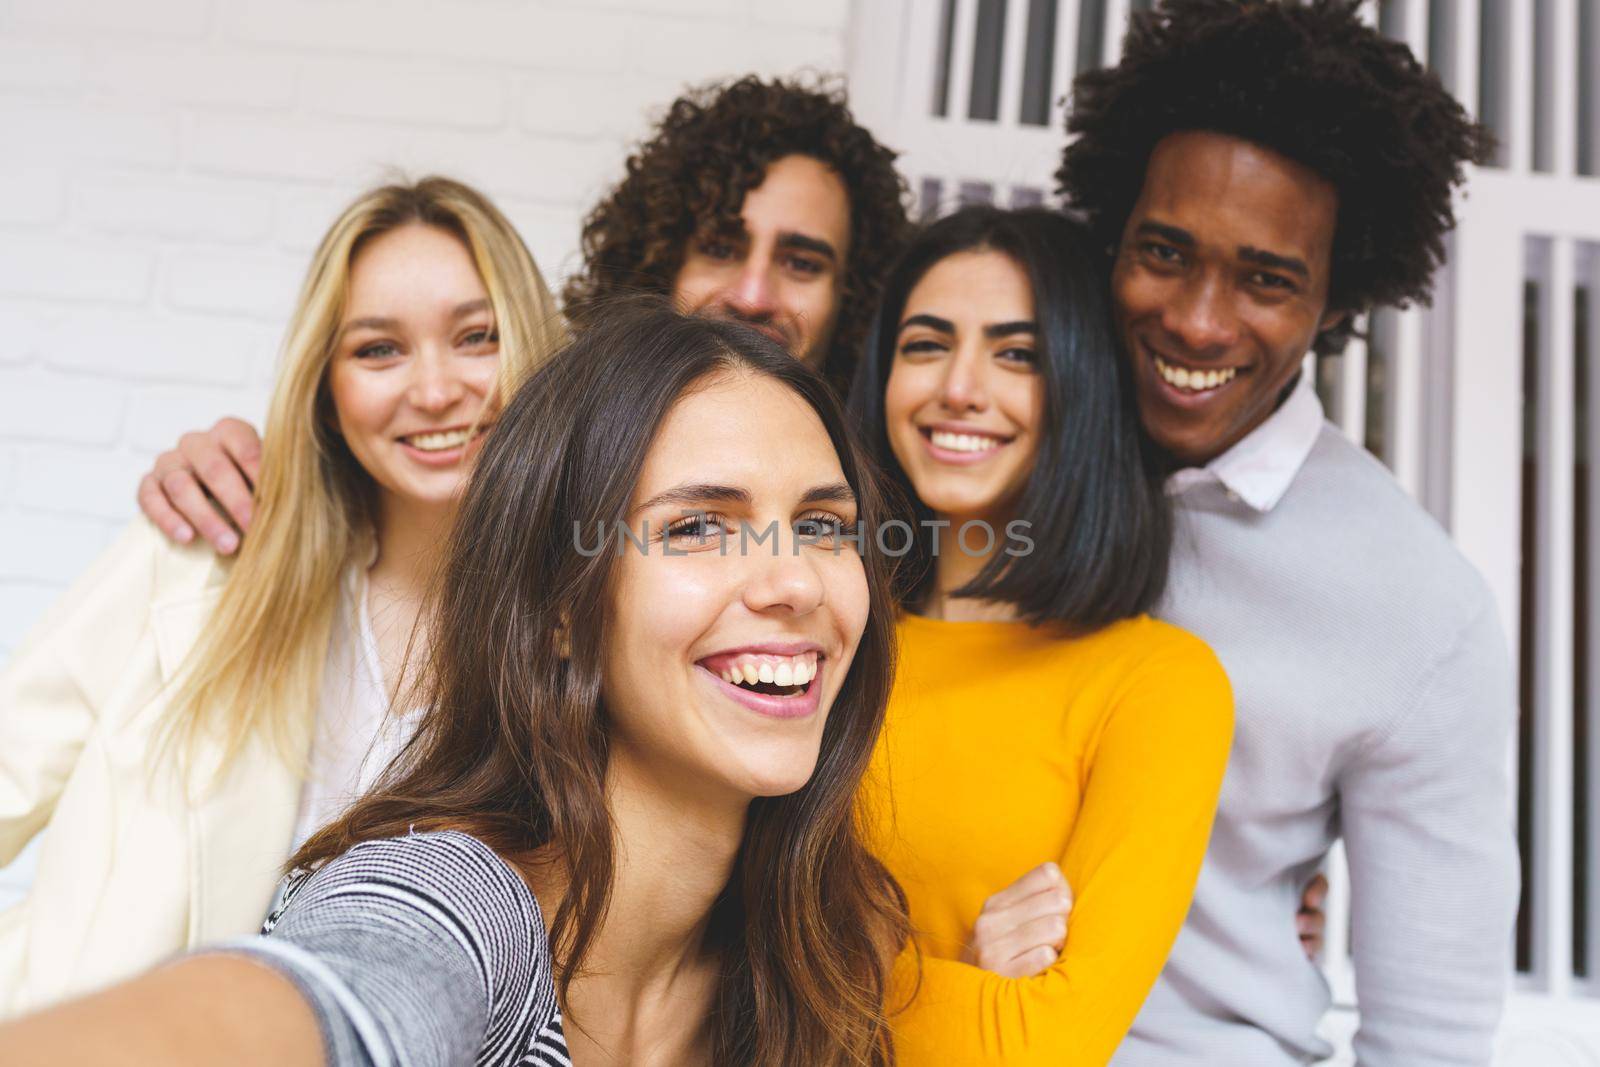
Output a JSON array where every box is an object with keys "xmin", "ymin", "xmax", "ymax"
[
  {"xmin": 297, "ymin": 301, "xmax": 909, "ymax": 1067},
  {"xmin": 1058, "ymin": 0, "xmax": 1490, "ymax": 356},
  {"xmin": 847, "ymin": 205, "xmax": 1169, "ymax": 630}
]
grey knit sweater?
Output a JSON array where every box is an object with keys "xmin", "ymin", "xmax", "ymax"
[{"xmin": 1117, "ymin": 419, "xmax": 1519, "ymax": 1066}]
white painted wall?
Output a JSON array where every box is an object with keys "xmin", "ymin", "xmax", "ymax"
[
  {"xmin": 0, "ymin": 0, "xmax": 853, "ymax": 662},
  {"xmin": 0, "ymin": 0, "xmax": 852, "ymax": 903}
]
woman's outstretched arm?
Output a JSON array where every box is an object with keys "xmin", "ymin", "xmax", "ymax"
[{"xmin": 0, "ymin": 955, "xmax": 322, "ymax": 1067}]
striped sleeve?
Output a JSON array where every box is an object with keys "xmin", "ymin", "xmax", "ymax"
[{"xmin": 221, "ymin": 830, "xmax": 567, "ymax": 1067}]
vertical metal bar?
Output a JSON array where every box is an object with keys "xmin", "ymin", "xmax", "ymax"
[
  {"xmin": 1049, "ymin": 0, "xmax": 1084, "ymax": 130},
  {"xmin": 1420, "ymin": 247, "xmax": 1458, "ymax": 528},
  {"xmin": 1456, "ymin": 0, "xmax": 1483, "ymax": 121},
  {"xmin": 1584, "ymin": 241, "xmax": 1600, "ymax": 989},
  {"xmin": 1340, "ymin": 324, "xmax": 1372, "ymax": 446},
  {"xmin": 1371, "ymin": 2, "xmax": 1431, "ymax": 498},
  {"xmin": 1400, "ymin": 0, "xmax": 1429, "ymax": 61},
  {"xmin": 947, "ymin": 0, "xmax": 980, "ymax": 125},
  {"xmin": 1389, "ymin": 306, "xmax": 1428, "ymax": 499},
  {"xmin": 1549, "ymin": 0, "xmax": 1580, "ymax": 177},
  {"xmin": 1510, "ymin": 0, "xmax": 1536, "ymax": 172},
  {"xmin": 1536, "ymin": 234, "xmax": 1578, "ymax": 992},
  {"xmin": 1583, "ymin": 0, "xmax": 1600, "ymax": 175},
  {"xmin": 997, "ymin": 0, "xmax": 1030, "ymax": 125},
  {"xmin": 1101, "ymin": 0, "xmax": 1131, "ymax": 65},
  {"xmin": 904, "ymin": 0, "xmax": 946, "ymax": 118}
]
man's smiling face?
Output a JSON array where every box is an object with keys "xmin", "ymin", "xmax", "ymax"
[
  {"xmin": 1112, "ymin": 130, "xmax": 1344, "ymax": 467},
  {"xmin": 671, "ymin": 153, "xmax": 851, "ymax": 371}
]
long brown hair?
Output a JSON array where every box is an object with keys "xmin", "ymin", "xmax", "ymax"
[{"xmin": 293, "ymin": 302, "xmax": 908, "ymax": 1066}]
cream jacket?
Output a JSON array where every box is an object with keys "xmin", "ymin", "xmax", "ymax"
[{"xmin": 0, "ymin": 519, "xmax": 306, "ymax": 1018}]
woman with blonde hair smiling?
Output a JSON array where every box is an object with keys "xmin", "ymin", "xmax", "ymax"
[{"xmin": 0, "ymin": 175, "xmax": 565, "ymax": 1017}]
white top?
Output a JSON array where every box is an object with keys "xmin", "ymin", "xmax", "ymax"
[
  {"xmin": 288, "ymin": 565, "xmax": 423, "ymax": 852},
  {"xmin": 1119, "ymin": 375, "xmax": 1518, "ymax": 1066}
]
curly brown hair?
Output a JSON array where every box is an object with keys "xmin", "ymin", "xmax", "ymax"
[
  {"xmin": 562, "ymin": 75, "xmax": 910, "ymax": 390},
  {"xmin": 1057, "ymin": 0, "xmax": 1491, "ymax": 356}
]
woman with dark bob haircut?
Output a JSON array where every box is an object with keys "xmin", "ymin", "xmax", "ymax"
[
  {"xmin": 849, "ymin": 206, "xmax": 1234, "ymax": 1064},
  {"xmin": 0, "ymin": 304, "xmax": 911, "ymax": 1067}
]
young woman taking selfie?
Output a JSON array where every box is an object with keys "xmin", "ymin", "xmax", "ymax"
[{"xmin": 0, "ymin": 306, "xmax": 912, "ymax": 1067}]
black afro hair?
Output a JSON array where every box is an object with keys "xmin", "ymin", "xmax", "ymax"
[{"xmin": 1057, "ymin": 0, "xmax": 1492, "ymax": 355}]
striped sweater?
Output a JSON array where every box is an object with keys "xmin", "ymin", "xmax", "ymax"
[{"xmin": 228, "ymin": 830, "xmax": 569, "ymax": 1067}]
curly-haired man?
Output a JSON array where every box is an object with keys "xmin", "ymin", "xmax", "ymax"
[
  {"xmin": 131, "ymin": 76, "xmax": 910, "ymax": 550},
  {"xmin": 564, "ymin": 75, "xmax": 910, "ymax": 392},
  {"xmin": 1055, "ymin": 3, "xmax": 1517, "ymax": 1064}
]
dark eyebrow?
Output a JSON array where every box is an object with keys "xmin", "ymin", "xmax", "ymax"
[
  {"xmin": 1138, "ymin": 220, "xmax": 1310, "ymax": 281},
  {"xmin": 899, "ymin": 313, "xmax": 954, "ymax": 334},
  {"xmin": 900, "ymin": 314, "xmax": 1035, "ymax": 340},
  {"xmin": 1134, "ymin": 220, "xmax": 1195, "ymax": 247},
  {"xmin": 633, "ymin": 483, "xmax": 751, "ymax": 515},
  {"xmin": 777, "ymin": 232, "xmax": 838, "ymax": 263},
  {"xmin": 632, "ymin": 481, "xmax": 855, "ymax": 516},
  {"xmin": 984, "ymin": 320, "xmax": 1036, "ymax": 338},
  {"xmin": 1238, "ymin": 246, "xmax": 1310, "ymax": 280},
  {"xmin": 799, "ymin": 482, "xmax": 856, "ymax": 506}
]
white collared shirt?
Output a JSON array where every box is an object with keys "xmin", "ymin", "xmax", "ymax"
[{"xmin": 1164, "ymin": 373, "xmax": 1325, "ymax": 513}]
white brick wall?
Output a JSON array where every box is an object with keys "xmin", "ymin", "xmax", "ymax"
[{"xmin": 0, "ymin": 0, "xmax": 854, "ymax": 664}]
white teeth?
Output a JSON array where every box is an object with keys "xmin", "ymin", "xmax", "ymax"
[
  {"xmin": 717, "ymin": 654, "xmax": 817, "ymax": 691},
  {"xmin": 1155, "ymin": 357, "xmax": 1236, "ymax": 393},
  {"xmin": 930, "ymin": 429, "xmax": 1003, "ymax": 454},
  {"xmin": 405, "ymin": 427, "xmax": 474, "ymax": 451}
]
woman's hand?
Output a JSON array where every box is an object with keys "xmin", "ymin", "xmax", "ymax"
[
  {"xmin": 961, "ymin": 862, "xmax": 1073, "ymax": 978},
  {"xmin": 1299, "ymin": 873, "xmax": 1328, "ymax": 959}
]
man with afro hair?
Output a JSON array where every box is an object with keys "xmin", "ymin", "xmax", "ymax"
[{"xmin": 1057, "ymin": 2, "xmax": 1517, "ymax": 1064}]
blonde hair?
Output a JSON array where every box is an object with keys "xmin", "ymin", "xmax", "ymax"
[{"xmin": 163, "ymin": 176, "xmax": 566, "ymax": 780}]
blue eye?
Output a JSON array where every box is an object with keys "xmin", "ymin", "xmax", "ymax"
[{"xmin": 355, "ymin": 341, "xmax": 399, "ymax": 359}]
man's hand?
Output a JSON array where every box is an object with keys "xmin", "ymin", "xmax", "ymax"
[
  {"xmin": 1298, "ymin": 873, "xmax": 1328, "ymax": 959},
  {"xmin": 136, "ymin": 418, "xmax": 263, "ymax": 555},
  {"xmin": 961, "ymin": 862, "xmax": 1073, "ymax": 978}
]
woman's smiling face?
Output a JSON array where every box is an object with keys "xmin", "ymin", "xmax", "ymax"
[
  {"xmin": 325, "ymin": 223, "xmax": 501, "ymax": 515},
  {"xmin": 600, "ymin": 370, "xmax": 870, "ymax": 803},
  {"xmin": 883, "ymin": 249, "xmax": 1045, "ymax": 528}
]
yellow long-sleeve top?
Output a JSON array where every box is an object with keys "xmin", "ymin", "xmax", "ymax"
[{"xmin": 866, "ymin": 612, "xmax": 1234, "ymax": 1066}]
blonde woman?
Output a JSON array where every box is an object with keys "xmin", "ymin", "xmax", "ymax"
[{"xmin": 0, "ymin": 176, "xmax": 565, "ymax": 1018}]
